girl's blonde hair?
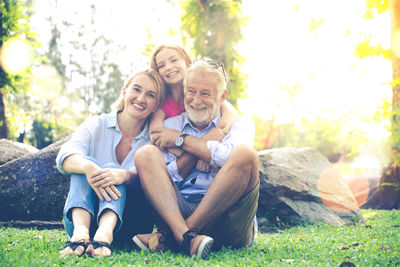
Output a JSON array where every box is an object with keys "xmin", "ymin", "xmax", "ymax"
[
  {"xmin": 150, "ymin": 45, "xmax": 192, "ymax": 72},
  {"xmin": 113, "ymin": 69, "xmax": 165, "ymax": 112}
]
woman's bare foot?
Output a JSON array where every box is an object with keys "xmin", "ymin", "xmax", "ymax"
[
  {"xmin": 60, "ymin": 226, "xmax": 90, "ymax": 257},
  {"xmin": 85, "ymin": 228, "xmax": 113, "ymax": 257}
]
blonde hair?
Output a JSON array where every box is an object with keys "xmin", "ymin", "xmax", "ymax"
[
  {"xmin": 150, "ymin": 45, "xmax": 192, "ymax": 72},
  {"xmin": 113, "ymin": 69, "xmax": 165, "ymax": 112}
]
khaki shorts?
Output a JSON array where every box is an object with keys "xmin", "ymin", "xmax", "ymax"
[{"xmin": 174, "ymin": 182, "xmax": 259, "ymax": 250}]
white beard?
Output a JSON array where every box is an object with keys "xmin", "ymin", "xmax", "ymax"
[{"xmin": 185, "ymin": 102, "xmax": 219, "ymax": 127}]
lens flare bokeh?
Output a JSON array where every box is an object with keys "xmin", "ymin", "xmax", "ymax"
[
  {"xmin": 0, "ymin": 38, "xmax": 32, "ymax": 75},
  {"xmin": 317, "ymin": 165, "xmax": 366, "ymax": 213}
]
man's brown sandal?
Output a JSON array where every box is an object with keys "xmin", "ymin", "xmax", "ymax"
[{"xmin": 182, "ymin": 228, "xmax": 214, "ymax": 259}]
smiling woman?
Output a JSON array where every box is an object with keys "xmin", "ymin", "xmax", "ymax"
[{"xmin": 55, "ymin": 69, "xmax": 164, "ymax": 257}]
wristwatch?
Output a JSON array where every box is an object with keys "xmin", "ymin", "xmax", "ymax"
[{"xmin": 175, "ymin": 133, "xmax": 189, "ymax": 147}]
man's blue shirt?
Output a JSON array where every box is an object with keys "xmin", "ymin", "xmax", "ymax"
[{"xmin": 162, "ymin": 112, "xmax": 255, "ymax": 203}]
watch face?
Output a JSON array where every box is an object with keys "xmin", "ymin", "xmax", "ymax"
[{"xmin": 175, "ymin": 136, "xmax": 184, "ymax": 147}]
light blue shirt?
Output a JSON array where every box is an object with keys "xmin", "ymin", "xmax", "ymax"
[
  {"xmin": 56, "ymin": 111, "xmax": 150, "ymax": 174},
  {"xmin": 163, "ymin": 112, "xmax": 255, "ymax": 203}
]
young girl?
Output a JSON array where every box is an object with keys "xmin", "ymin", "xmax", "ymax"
[
  {"xmin": 57, "ymin": 69, "xmax": 165, "ymax": 257},
  {"xmin": 149, "ymin": 45, "xmax": 238, "ymax": 170}
]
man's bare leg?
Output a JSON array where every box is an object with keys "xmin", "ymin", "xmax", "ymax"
[
  {"xmin": 186, "ymin": 145, "xmax": 259, "ymax": 230},
  {"xmin": 134, "ymin": 145, "xmax": 189, "ymax": 243}
]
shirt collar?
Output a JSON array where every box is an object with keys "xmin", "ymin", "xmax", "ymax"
[
  {"xmin": 182, "ymin": 112, "xmax": 221, "ymax": 132},
  {"xmin": 106, "ymin": 111, "xmax": 119, "ymax": 129},
  {"xmin": 136, "ymin": 119, "xmax": 150, "ymax": 141}
]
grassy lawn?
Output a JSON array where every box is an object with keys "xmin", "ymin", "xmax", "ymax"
[{"xmin": 1, "ymin": 209, "xmax": 399, "ymax": 266}]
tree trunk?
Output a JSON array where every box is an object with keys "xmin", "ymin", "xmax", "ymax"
[
  {"xmin": 0, "ymin": 91, "xmax": 9, "ymax": 139},
  {"xmin": 392, "ymin": 0, "xmax": 400, "ymax": 127},
  {"xmin": 0, "ymin": 136, "xmax": 71, "ymax": 221},
  {"xmin": 372, "ymin": 0, "xmax": 400, "ymax": 209}
]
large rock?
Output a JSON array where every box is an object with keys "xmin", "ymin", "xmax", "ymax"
[
  {"xmin": 0, "ymin": 139, "xmax": 39, "ymax": 165},
  {"xmin": 258, "ymin": 147, "xmax": 365, "ymax": 226},
  {"xmin": 0, "ymin": 140, "xmax": 365, "ymax": 226},
  {"xmin": 0, "ymin": 136, "xmax": 71, "ymax": 221}
]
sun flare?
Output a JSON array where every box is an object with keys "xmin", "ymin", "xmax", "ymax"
[{"xmin": 0, "ymin": 38, "xmax": 32, "ymax": 75}]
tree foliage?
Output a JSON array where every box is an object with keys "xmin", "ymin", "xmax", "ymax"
[
  {"xmin": 0, "ymin": 0, "xmax": 39, "ymax": 138},
  {"xmin": 363, "ymin": 0, "xmax": 389, "ymax": 18},
  {"xmin": 180, "ymin": 0, "xmax": 247, "ymax": 106},
  {"xmin": 354, "ymin": 0, "xmax": 390, "ymax": 59}
]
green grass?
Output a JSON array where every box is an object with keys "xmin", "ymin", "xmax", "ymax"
[{"xmin": 1, "ymin": 209, "xmax": 399, "ymax": 266}]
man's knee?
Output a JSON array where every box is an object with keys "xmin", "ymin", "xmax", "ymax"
[
  {"xmin": 229, "ymin": 145, "xmax": 259, "ymax": 188},
  {"xmin": 230, "ymin": 145, "xmax": 259, "ymax": 166},
  {"xmin": 134, "ymin": 144, "xmax": 160, "ymax": 166}
]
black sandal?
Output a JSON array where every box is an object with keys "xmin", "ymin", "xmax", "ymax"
[
  {"xmin": 92, "ymin": 240, "xmax": 111, "ymax": 250},
  {"xmin": 87, "ymin": 240, "xmax": 112, "ymax": 257},
  {"xmin": 63, "ymin": 239, "xmax": 88, "ymax": 257}
]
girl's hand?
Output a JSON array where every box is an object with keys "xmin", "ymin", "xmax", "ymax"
[
  {"xmin": 149, "ymin": 109, "xmax": 166, "ymax": 144},
  {"xmin": 167, "ymin": 147, "xmax": 184, "ymax": 157},
  {"xmin": 217, "ymin": 121, "xmax": 232, "ymax": 135},
  {"xmin": 202, "ymin": 127, "xmax": 227, "ymax": 142},
  {"xmin": 196, "ymin": 160, "xmax": 211, "ymax": 172}
]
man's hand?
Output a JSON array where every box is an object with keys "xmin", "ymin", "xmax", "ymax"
[{"xmin": 150, "ymin": 127, "xmax": 181, "ymax": 150}]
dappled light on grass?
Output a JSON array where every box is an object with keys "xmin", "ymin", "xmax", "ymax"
[
  {"xmin": 0, "ymin": 210, "xmax": 399, "ymax": 265},
  {"xmin": 317, "ymin": 165, "xmax": 360, "ymax": 212},
  {"xmin": 0, "ymin": 38, "xmax": 32, "ymax": 75}
]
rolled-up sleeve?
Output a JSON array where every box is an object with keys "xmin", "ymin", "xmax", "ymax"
[
  {"xmin": 207, "ymin": 118, "xmax": 255, "ymax": 168},
  {"xmin": 55, "ymin": 117, "xmax": 97, "ymax": 174},
  {"xmin": 166, "ymin": 160, "xmax": 184, "ymax": 183},
  {"xmin": 161, "ymin": 150, "xmax": 184, "ymax": 183}
]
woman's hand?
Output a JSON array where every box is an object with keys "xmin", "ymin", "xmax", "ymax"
[
  {"xmin": 84, "ymin": 165, "xmax": 122, "ymax": 202},
  {"xmin": 88, "ymin": 168, "xmax": 127, "ymax": 196}
]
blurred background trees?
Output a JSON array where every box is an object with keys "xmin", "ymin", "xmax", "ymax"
[
  {"xmin": 0, "ymin": 0, "xmax": 396, "ymax": 186},
  {"xmin": 0, "ymin": 0, "xmax": 39, "ymax": 140},
  {"xmin": 181, "ymin": 0, "xmax": 247, "ymax": 106}
]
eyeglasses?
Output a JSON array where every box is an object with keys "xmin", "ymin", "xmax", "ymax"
[{"xmin": 193, "ymin": 58, "xmax": 228, "ymax": 83}]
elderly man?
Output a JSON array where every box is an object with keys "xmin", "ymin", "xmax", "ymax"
[{"xmin": 132, "ymin": 59, "xmax": 259, "ymax": 259}]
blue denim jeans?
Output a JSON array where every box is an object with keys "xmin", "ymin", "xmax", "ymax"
[{"xmin": 63, "ymin": 157, "xmax": 126, "ymax": 239}]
